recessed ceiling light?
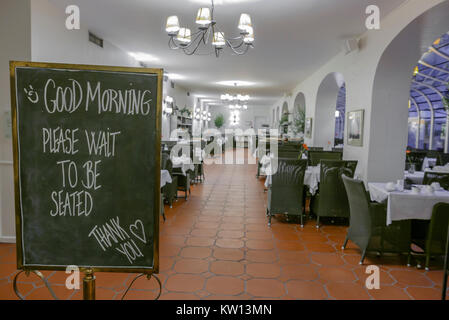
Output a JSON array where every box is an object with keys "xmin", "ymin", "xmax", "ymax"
[
  {"xmin": 128, "ymin": 52, "xmax": 159, "ymax": 62},
  {"xmin": 216, "ymin": 80, "xmax": 255, "ymax": 87}
]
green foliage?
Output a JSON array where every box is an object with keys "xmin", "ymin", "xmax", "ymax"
[
  {"xmin": 279, "ymin": 114, "xmax": 289, "ymax": 128},
  {"xmin": 179, "ymin": 107, "xmax": 191, "ymax": 117},
  {"xmin": 291, "ymin": 108, "xmax": 305, "ymax": 136},
  {"xmin": 443, "ymin": 83, "xmax": 449, "ymax": 113},
  {"xmin": 214, "ymin": 114, "xmax": 225, "ymax": 128}
]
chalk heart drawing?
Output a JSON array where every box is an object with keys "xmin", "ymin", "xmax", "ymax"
[
  {"xmin": 23, "ymin": 85, "xmax": 39, "ymax": 104},
  {"xmin": 129, "ymin": 220, "xmax": 146, "ymax": 244}
]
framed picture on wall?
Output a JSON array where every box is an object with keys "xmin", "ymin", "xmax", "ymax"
[
  {"xmin": 305, "ymin": 118, "xmax": 312, "ymax": 138},
  {"xmin": 347, "ymin": 109, "xmax": 364, "ymax": 146}
]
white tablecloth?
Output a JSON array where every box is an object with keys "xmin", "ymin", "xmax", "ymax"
[
  {"xmin": 161, "ymin": 170, "xmax": 172, "ymax": 188},
  {"xmin": 172, "ymin": 155, "xmax": 195, "ymax": 176},
  {"xmin": 265, "ymin": 165, "xmax": 321, "ymax": 195},
  {"xmin": 368, "ymin": 182, "xmax": 449, "ymax": 225},
  {"xmin": 404, "ymin": 171, "xmax": 425, "ymax": 185},
  {"xmin": 422, "ymin": 157, "xmax": 437, "ymax": 171}
]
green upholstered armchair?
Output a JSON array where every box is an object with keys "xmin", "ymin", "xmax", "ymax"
[
  {"xmin": 312, "ymin": 160, "xmax": 358, "ymax": 228},
  {"xmin": 408, "ymin": 202, "xmax": 449, "ymax": 271},
  {"xmin": 308, "ymin": 151, "xmax": 342, "ymax": 166},
  {"xmin": 423, "ymin": 172, "xmax": 449, "ymax": 190},
  {"xmin": 438, "ymin": 153, "xmax": 449, "ymax": 166},
  {"xmin": 443, "ymin": 224, "xmax": 449, "ymax": 300},
  {"xmin": 266, "ymin": 159, "xmax": 307, "ymax": 227},
  {"xmin": 342, "ymin": 175, "xmax": 411, "ymax": 264}
]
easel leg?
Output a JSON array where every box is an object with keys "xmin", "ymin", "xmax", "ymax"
[{"xmin": 83, "ymin": 269, "xmax": 96, "ymax": 300}]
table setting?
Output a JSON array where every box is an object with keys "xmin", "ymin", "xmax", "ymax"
[{"xmin": 369, "ymin": 180, "xmax": 449, "ymax": 226}]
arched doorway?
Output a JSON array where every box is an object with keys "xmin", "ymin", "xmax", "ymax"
[
  {"xmin": 408, "ymin": 34, "xmax": 449, "ymax": 152},
  {"xmin": 275, "ymin": 106, "xmax": 280, "ymax": 128},
  {"xmin": 292, "ymin": 92, "xmax": 306, "ymax": 138},
  {"xmin": 280, "ymin": 102, "xmax": 289, "ymax": 134},
  {"xmin": 369, "ymin": 1, "xmax": 449, "ymax": 181},
  {"xmin": 315, "ymin": 72, "xmax": 345, "ymax": 148}
]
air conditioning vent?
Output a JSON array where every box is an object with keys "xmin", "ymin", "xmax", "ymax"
[{"xmin": 89, "ymin": 32, "xmax": 103, "ymax": 48}]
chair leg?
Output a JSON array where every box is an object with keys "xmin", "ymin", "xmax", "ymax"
[
  {"xmin": 359, "ymin": 249, "xmax": 367, "ymax": 265},
  {"xmin": 425, "ymin": 254, "xmax": 430, "ymax": 271},
  {"xmin": 342, "ymin": 235, "xmax": 349, "ymax": 250},
  {"xmin": 300, "ymin": 213, "xmax": 304, "ymax": 228},
  {"xmin": 316, "ymin": 215, "xmax": 320, "ymax": 229},
  {"xmin": 407, "ymin": 252, "xmax": 412, "ymax": 267},
  {"xmin": 267, "ymin": 211, "xmax": 272, "ymax": 227}
]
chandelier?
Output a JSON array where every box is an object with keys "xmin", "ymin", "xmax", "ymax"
[
  {"xmin": 220, "ymin": 93, "xmax": 250, "ymax": 102},
  {"xmin": 221, "ymin": 92, "xmax": 249, "ymax": 110},
  {"xmin": 165, "ymin": 0, "xmax": 255, "ymax": 57}
]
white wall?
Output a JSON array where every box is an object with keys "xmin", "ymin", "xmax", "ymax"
[
  {"xmin": 269, "ymin": 0, "xmax": 448, "ymax": 182},
  {"xmin": 208, "ymin": 105, "xmax": 271, "ymax": 132},
  {"xmin": 162, "ymin": 81, "xmax": 195, "ymax": 140},
  {"xmin": 31, "ymin": 0, "xmax": 139, "ymax": 67},
  {"xmin": 0, "ymin": 0, "xmax": 192, "ymax": 242},
  {"xmin": 31, "ymin": 0, "xmax": 194, "ymax": 141},
  {"xmin": 0, "ymin": 0, "xmax": 32, "ymax": 242}
]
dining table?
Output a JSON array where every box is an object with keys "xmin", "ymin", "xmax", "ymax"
[
  {"xmin": 404, "ymin": 170, "xmax": 425, "ymax": 185},
  {"xmin": 404, "ymin": 165, "xmax": 449, "ymax": 185},
  {"xmin": 368, "ymin": 182, "xmax": 449, "ymax": 226},
  {"xmin": 421, "ymin": 157, "xmax": 437, "ymax": 171},
  {"xmin": 171, "ymin": 155, "xmax": 195, "ymax": 176}
]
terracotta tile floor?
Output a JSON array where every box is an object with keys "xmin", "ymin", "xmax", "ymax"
[{"xmin": 0, "ymin": 149, "xmax": 447, "ymax": 300}]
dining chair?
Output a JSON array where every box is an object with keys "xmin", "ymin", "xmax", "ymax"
[
  {"xmin": 408, "ymin": 202, "xmax": 449, "ymax": 271},
  {"xmin": 342, "ymin": 175, "xmax": 411, "ymax": 264},
  {"xmin": 161, "ymin": 153, "xmax": 178, "ymax": 208},
  {"xmin": 278, "ymin": 151, "xmax": 302, "ymax": 159},
  {"xmin": 308, "ymin": 150, "xmax": 343, "ymax": 166},
  {"xmin": 438, "ymin": 153, "xmax": 449, "ymax": 166},
  {"xmin": 312, "ymin": 160, "xmax": 358, "ymax": 228},
  {"xmin": 266, "ymin": 158, "xmax": 307, "ymax": 227},
  {"xmin": 442, "ymin": 224, "xmax": 449, "ymax": 300},
  {"xmin": 423, "ymin": 172, "xmax": 449, "ymax": 190}
]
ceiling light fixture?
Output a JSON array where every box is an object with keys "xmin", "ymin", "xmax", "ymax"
[{"xmin": 165, "ymin": 0, "xmax": 255, "ymax": 57}]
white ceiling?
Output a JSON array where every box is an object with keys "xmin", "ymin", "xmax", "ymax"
[{"xmin": 49, "ymin": 0, "xmax": 406, "ymax": 106}]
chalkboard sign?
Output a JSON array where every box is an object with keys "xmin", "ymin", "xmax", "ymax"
[{"xmin": 10, "ymin": 61, "xmax": 162, "ymax": 274}]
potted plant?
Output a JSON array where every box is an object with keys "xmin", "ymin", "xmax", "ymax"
[
  {"xmin": 279, "ymin": 114, "xmax": 290, "ymax": 135},
  {"xmin": 214, "ymin": 114, "xmax": 225, "ymax": 129},
  {"xmin": 179, "ymin": 107, "xmax": 191, "ymax": 118},
  {"xmin": 291, "ymin": 109, "xmax": 305, "ymax": 138},
  {"xmin": 406, "ymin": 150, "xmax": 415, "ymax": 173},
  {"xmin": 298, "ymin": 143, "xmax": 308, "ymax": 160}
]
